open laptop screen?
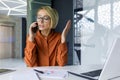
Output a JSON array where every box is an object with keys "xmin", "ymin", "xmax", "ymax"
[
  {"xmin": 80, "ymin": 38, "xmax": 120, "ymax": 80},
  {"xmin": 98, "ymin": 38, "xmax": 120, "ymax": 80}
]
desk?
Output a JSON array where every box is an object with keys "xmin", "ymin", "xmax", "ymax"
[{"xmin": 0, "ymin": 65, "xmax": 103, "ymax": 80}]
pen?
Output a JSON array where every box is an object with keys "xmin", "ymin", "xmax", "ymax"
[
  {"xmin": 34, "ymin": 69, "xmax": 44, "ymax": 74},
  {"xmin": 35, "ymin": 73, "xmax": 41, "ymax": 80}
]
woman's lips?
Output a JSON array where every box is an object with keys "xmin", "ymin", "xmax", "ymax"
[{"xmin": 39, "ymin": 25, "xmax": 44, "ymax": 28}]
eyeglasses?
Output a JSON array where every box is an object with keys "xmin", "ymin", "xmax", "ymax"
[{"xmin": 36, "ymin": 16, "xmax": 50, "ymax": 22}]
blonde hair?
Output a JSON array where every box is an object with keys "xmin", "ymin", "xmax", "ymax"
[{"xmin": 37, "ymin": 6, "xmax": 59, "ymax": 29}]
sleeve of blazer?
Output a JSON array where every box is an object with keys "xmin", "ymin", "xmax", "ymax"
[
  {"xmin": 57, "ymin": 42, "xmax": 68, "ymax": 66},
  {"xmin": 24, "ymin": 37, "xmax": 38, "ymax": 67}
]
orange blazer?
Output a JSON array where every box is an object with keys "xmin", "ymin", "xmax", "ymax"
[{"xmin": 24, "ymin": 30, "xmax": 68, "ymax": 67}]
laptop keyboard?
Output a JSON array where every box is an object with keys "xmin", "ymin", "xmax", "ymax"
[{"xmin": 81, "ymin": 69, "xmax": 102, "ymax": 77}]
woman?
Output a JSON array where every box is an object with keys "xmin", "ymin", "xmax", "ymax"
[{"xmin": 24, "ymin": 6, "xmax": 71, "ymax": 67}]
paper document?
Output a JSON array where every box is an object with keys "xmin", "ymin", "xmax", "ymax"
[
  {"xmin": 35, "ymin": 69, "xmax": 68, "ymax": 79},
  {"xmin": 10, "ymin": 69, "xmax": 39, "ymax": 80}
]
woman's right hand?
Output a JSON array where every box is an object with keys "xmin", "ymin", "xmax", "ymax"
[{"xmin": 28, "ymin": 22, "xmax": 38, "ymax": 42}]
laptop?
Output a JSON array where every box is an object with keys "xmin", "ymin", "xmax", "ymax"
[
  {"xmin": 69, "ymin": 38, "xmax": 120, "ymax": 80},
  {"xmin": 98, "ymin": 38, "xmax": 120, "ymax": 80}
]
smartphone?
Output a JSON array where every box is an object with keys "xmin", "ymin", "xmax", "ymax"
[{"xmin": 32, "ymin": 23, "xmax": 38, "ymax": 33}]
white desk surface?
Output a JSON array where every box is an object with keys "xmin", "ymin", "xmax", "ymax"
[{"xmin": 0, "ymin": 64, "xmax": 103, "ymax": 80}]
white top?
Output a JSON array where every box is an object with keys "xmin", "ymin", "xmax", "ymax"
[{"xmin": 0, "ymin": 65, "xmax": 103, "ymax": 80}]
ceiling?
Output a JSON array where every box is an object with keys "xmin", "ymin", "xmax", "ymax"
[
  {"xmin": 74, "ymin": 0, "xmax": 120, "ymax": 10},
  {"xmin": 83, "ymin": 0, "xmax": 120, "ymax": 9},
  {"xmin": 0, "ymin": 0, "xmax": 27, "ymax": 18}
]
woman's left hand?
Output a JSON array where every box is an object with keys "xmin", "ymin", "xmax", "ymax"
[{"xmin": 61, "ymin": 20, "xmax": 71, "ymax": 43}]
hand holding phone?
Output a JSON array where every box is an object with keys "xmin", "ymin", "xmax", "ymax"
[
  {"xmin": 29, "ymin": 22, "xmax": 39, "ymax": 42},
  {"xmin": 32, "ymin": 23, "xmax": 38, "ymax": 33}
]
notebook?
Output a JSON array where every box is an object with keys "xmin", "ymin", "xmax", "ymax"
[{"xmin": 34, "ymin": 69, "xmax": 68, "ymax": 79}]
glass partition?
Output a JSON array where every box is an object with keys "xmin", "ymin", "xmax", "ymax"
[{"xmin": 73, "ymin": 0, "xmax": 120, "ymax": 65}]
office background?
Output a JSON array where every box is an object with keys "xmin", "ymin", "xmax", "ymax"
[{"xmin": 0, "ymin": 0, "xmax": 120, "ymax": 67}]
